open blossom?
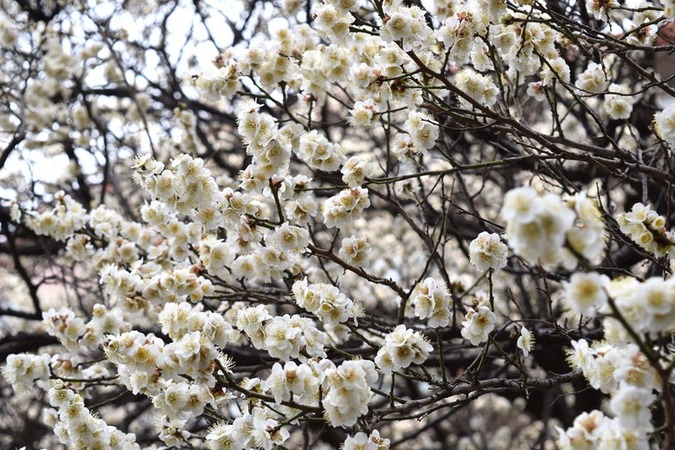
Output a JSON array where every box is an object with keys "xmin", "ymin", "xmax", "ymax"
[
  {"xmin": 461, "ymin": 306, "xmax": 496, "ymax": 346},
  {"xmin": 566, "ymin": 339, "xmax": 594, "ymax": 374},
  {"xmin": 516, "ymin": 327, "xmax": 534, "ymax": 357},
  {"xmin": 609, "ymin": 385, "xmax": 655, "ymax": 430},
  {"xmin": 404, "ymin": 111, "xmax": 439, "ymax": 151},
  {"xmin": 563, "ymin": 193, "xmax": 606, "ymax": 266},
  {"xmin": 47, "ymin": 385, "xmax": 141, "ymax": 449},
  {"xmin": 379, "ymin": 5, "xmax": 432, "ymax": 51},
  {"xmin": 268, "ymin": 222, "xmax": 310, "ymax": 253},
  {"xmin": 608, "ymin": 276, "xmax": 675, "ymax": 334},
  {"xmin": 575, "ymin": 61, "xmax": 609, "ymax": 93},
  {"xmin": 586, "ymin": 0, "xmax": 619, "ymax": 20},
  {"xmin": 469, "ymin": 232, "xmax": 508, "ymax": 272},
  {"xmin": 654, "ymin": 103, "xmax": 675, "ymax": 146},
  {"xmin": 262, "ymin": 314, "xmax": 328, "ymax": 361},
  {"xmin": 341, "ymin": 155, "xmax": 373, "ymax": 187},
  {"xmin": 455, "ymin": 68, "xmax": 499, "ymax": 107},
  {"xmin": 348, "ymin": 99, "xmax": 376, "ymax": 128},
  {"xmin": 563, "ymin": 272, "xmax": 610, "ymax": 316},
  {"xmin": 526, "ymin": 81, "xmax": 547, "ymax": 101},
  {"xmin": 603, "ymin": 83, "xmax": 635, "ymax": 120},
  {"xmin": 555, "ymin": 410, "xmax": 608, "ymax": 449}
]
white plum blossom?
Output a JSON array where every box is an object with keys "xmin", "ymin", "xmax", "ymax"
[
  {"xmin": 654, "ymin": 103, "xmax": 675, "ymax": 146},
  {"xmin": 501, "ymin": 187, "xmax": 600, "ymax": 268},
  {"xmin": 338, "ymin": 235, "xmax": 371, "ymax": 267},
  {"xmin": 292, "ymin": 278, "xmax": 360, "ymax": 325},
  {"xmin": 563, "ymin": 272, "xmax": 610, "ymax": 316},
  {"xmin": 47, "ymin": 384, "xmax": 141, "ymax": 449},
  {"xmin": 404, "ymin": 111, "xmax": 440, "ymax": 151},
  {"xmin": 4, "ymin": 1, "xmax": 675, "ymax": 448},
  {"xmin": 323, "ymin": 187, "xmax": 370, "ymax": 229},
  {"xmin": 461, "ymin": 306, "xmax": 496, "ymax": 346},
  {"xmin": 603, "ymin": 83, "xmax": 636, "ymax": 120},
  {"xmin": 348, "ymin": 99, "xmax": 377, "ymax": 128},
  {"xmin": 565, "ymin": 339, "xmax": 595, "ymax": 375},
  {"xmin": 341, "ymin": 155, "xmax": 373, "ymax": 187},
  {"xmin": 322, "ymin": 359, "xmax": 377, "ymax": 427},
  {"xmin": 454, "ymin": 68, "xmax": 499, "ymax": 107},
  {"xmin": 268, "ymin": 222, "xmax": 310, "ymax": 253},
  {"xmin": 263, "ymin": 361, "xmax": 315, "ymax": 404},
  {"xmin": 469, "ymin": 231, "xmax": 508, "ymax": 272},
  {"xmin": 616, "ymin": 202, "xmax": 675, "ymax": 257},
  {"xmin": 410, "ymin": 278, "xmax": 453, "ymax": 327},
  {"xmin": 609, "ymin": 385, "xmax": 655, "ymax": 431},
  {"xmin": 342, "ymin": 430, "xmax": 390, "ymax": 450},
  {"xmin": 575, "ymin": 61, "xmax": 609, "ymax": 93},
  {"xmin": 298, "ymin": 130, "xmax": 346, "ymax": 172},
  {"xmin": 2, "ymin": 353, "xmax": 51, "ymax": 393},
  {"xmin": 516, "ymin": 327, "xmax": 534, "ymax": 357},
  {"xmin": 375, "ymin": 325, "xmax": 433, "ymax": 373}
]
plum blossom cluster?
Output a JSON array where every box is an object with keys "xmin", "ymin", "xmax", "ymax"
[
  {"xmin": 236, "ymin": 102, "xmax": 294, "ymax": 191},
  {"xmin": 563, "ymin": 272, "xmax": 674, "ymax": 355},
  {"xmin": 556, "ymin": 409, "xmax": 650, "ymax": 450},
  {"xmin": 205, "ymin": 406, "xmax": 290, "ymax": 450},
  {"xmin": 2, "ymin": 353, "xmax": 51, "ymax": 393},
  {"xmin": 292, "ymin": 278, "xmax": 362, "ymax": 326},
  {"xmin": 403, "ymin": 112, "xmax": 440, "ymax": 152},
  {"xmin": 374, "ymin": 324, "xmax": 433, "ymax": 374},
  {"xmin": 23, "ymin": 191, "xmax": 88, "ymax": 241},
  {"xmin": 262, "ymin": 357, "xmax": 379, "ymax": 428},
  {"xmin": 615, "ymin": 202, "xmax": 675, "ymax": 257},
  {"xmin": 501, "ymin": 188, "xmax": 605, "ymax": 268},
  {"xmin": 566, "ymin": 340, "xmax": 659, "ymax": 395},
  {"xmin": 236, "ymin": 304, "xmax": 329, "ymax": 361},
  {"xmin": 133, "ymin": 154, "xmax": 223, "ymax": 230},
  {"xmin": 47, "ymin": 384, "xmax": 140, "ymax": 449},
  {"xmin": 469, "ymin": 231, "xmax": 508, "ymax": 272},
  {"xmin": 190, "ymin": 63, "xmax": 240, "ymax": 101},
  {"xmin": 558, "ymin": 339, "xmax": 660, "ymax": 449},
  {"xmin": 103, "ymin": 328, "xmax": 216, "ymax": 394},
  {"xmin": 410, "ymin": 277, "xmax": 453, "ymax": 327},
  {"xmin": 5, "ymin": 0, "xmax": 675, "ymax": 447},
  {"xmin": 341, "ymin": 155, "xmax": 373, "ymax": 187},
  {"xmin": 606, "ymin": 276, "xmax": 675, "ymax": 336},
  {"xmin": 298, "ymin": 130, "xmax": 346, "ymax": 172},
  {"xmin": 322, "ymin": 359, "xmax": 377, "ymax": 427},
  {"xmin": 557, "ymin": 271, "xmax": 674, "ymax": 446},
  {"xmin": 338, "ymin": 235, "xmax": 371, "ymax": 267},
  {"xmin": 263, "ymin": 360, "xmax": 321, "ymax": 406},
  {"xmin": 323, "ymin": 187, "xmax": 370, "ymax": 229},
  {"xmin": 342, "ymin": 430, "xmax": 390, "ymax": 450}
]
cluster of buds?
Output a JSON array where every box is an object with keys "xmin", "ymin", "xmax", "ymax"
[{"xmin": 616, "ymin": 203, "xmax": 675, "ymax": 257}]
